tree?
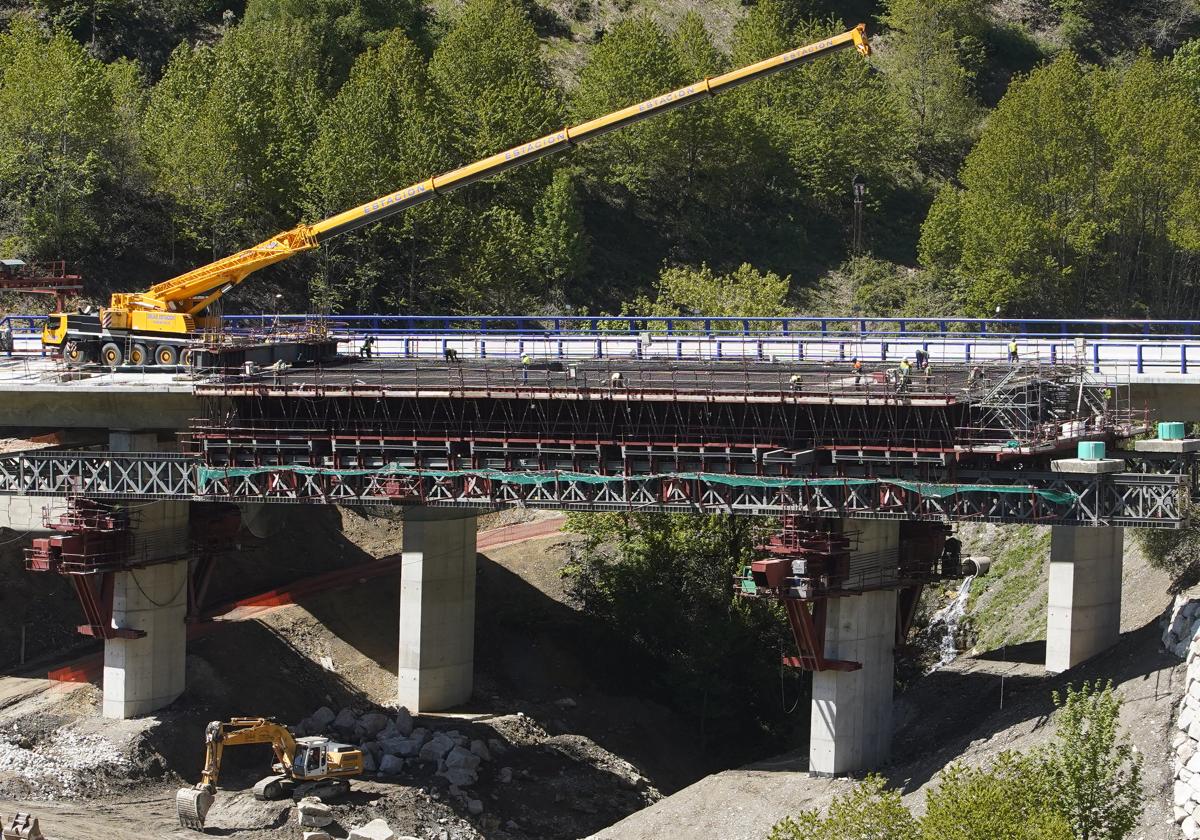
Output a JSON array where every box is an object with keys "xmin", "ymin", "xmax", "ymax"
[
  {"xmin": 877, "ymin": 0, "xmax": 984, "ymax": 177},
  {"xmin": 1043, "ymin": 681, "xmax": 1143, "ymax": 840},
  {"xmin": 626, "ymin": 262, "xmax": 791, "ymax": 322},
  {"xmin": 305, "ymin": 29, "xmax": 457, "ymax": 312},
  {"xmin": 531, "ymin": 169, "xmax": 588, "ymax": 301},
  {"xmin": 921, "ymin": 754, "xmax": 1072, "ymax": 840},
  {"xmin": 769, "ymin": 776, "xmax": 919, "ymax": 840},
  {"xmin": 919, "ymin": 51, "xmax": 1200, "ymax": 319},
  {"xmin": 142, "ymin": 19, "xmax": 326, "ymax": 280},
  {"xmin": 0, "ymin": 15, "xmax": 146, "ymax": 285}
]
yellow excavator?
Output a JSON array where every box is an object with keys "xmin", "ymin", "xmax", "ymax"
[
  {"xmin": 41, "ymin": 24, "xmax": 870, "ymax": 368},
  {"xmin": 175, "ymin": 717, "xmax": 364, "ymax": 831}
]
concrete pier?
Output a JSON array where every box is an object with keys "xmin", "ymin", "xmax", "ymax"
[
  {"xmin": 1046, "ymin": 525, "xmax": 1124, "ymax": 673},
  {"xmin": 809, "ymin": 520, "xmax": 899, "ymax": 776},
  {"xmin": 398, "ymin": 507, "xmax": 478, "ymax": 712},
  {"xmin": 102, "ymin": 430, "xmax": 190, "ymax": 719}
]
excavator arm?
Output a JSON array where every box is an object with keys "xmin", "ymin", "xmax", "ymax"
[
  {"xmin": 112, "ymin": 24, "xmax": 870, "ymax": 318},
  {"xmin": 177, "ymin": 718, "xmax": 298, "ymax": 830}
]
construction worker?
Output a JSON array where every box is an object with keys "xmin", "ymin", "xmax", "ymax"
[
  {"xmin": 789, "ymin": 373, "xmax": 801, "ymax": 391},
  {"xmin": 851, "ymin": 357, "xmax": 863, "ymax": 386},
  {"xmin": 521, "ymin": 352, "xmax": 532, "ymax": 383},
  {"xmin": 359, "ymin": 335, "xmax": 375, "ymax": 359},
  {"xmin": 967, "ymin": 365, "xmax": 983, "ymax": 388},
  {"xmin": 0, "ymin": 318, "xmax": 12, "ymax": 357},
  {"xmin": 896, "ymin": 358, "xmax": 912, "ymax": 393},
  {"xmin": 915, "ymin": 348, "xmax": 928, "ymax": 370},
  {"xmin": 1008, "ymin": 339, "xmax": 1018, "ymax": 364},
  {"xmin": 610, "ymin": 370, "xmax": 624, "ymax": 388}
]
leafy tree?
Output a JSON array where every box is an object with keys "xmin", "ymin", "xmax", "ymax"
[
  {"xmin": 305, "ymin": 29, "xmax": 457, "ymax": 312},
  {"xmin": 769, "ymin": 776, "xmax": 919, "ymax": 840},
  {"xmin": 626, "ymin": 262, "xmax": 790, "ymax": 321},
  {"xmin": 877, "ymin": 0, "xmax": 984, "ymax": 176},
  {"xmin": 1043, "ymin": 681, "xmax": 1142, "ymax": 840},
  {"xmin": 531, "ymin": 169, "xmax": 588, "ymax": 301},
  {"xmin": 562, "ymin": 511, "xmax": 787, "ymax": 757},
  {"xmin": 1133, "ymin": 497, "xmax": 1200, "ymax": 590},
  {"xmin": 920, "ymin": 52, "xmax": 1200, "ymax": 319},
  {"xmin": 0, "ymin": 15, "xmax": 147, "ymax": 285},
  {"xmin": 243, "ymin": 0, "xmax": 428, "ymax": 83},
  {"xmin": 921, "ymin": 753, "xmax": 1072, "ymax": 840},
  {"xmin": 142, "ymin": 19, "xmax": 326, "ymax": 272}
]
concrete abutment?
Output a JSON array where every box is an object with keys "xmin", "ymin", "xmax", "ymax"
[{"xmin": 397, "ymin": 507, "xmax": 478, "ymax": 712}]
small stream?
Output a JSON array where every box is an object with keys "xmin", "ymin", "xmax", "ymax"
[{"xmin": 928, "ymin": 576, "xmax": 975, "ymax": 671}]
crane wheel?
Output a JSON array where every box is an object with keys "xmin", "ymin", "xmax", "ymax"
[
  {"xmin": 129, "ymin": 343, "xmax": 149, "ymax": 366},
  {"xmin": 63, "ymin": 341, "xmax": 89, "ymax": 367},
  {"xmin": 156, "ymin": 345, "xmax": 179, "ymax": 366},
  {"xmin": 100, "ymin": 342, "xmax": 123, "ymax": 368},
  {"xmin": 176, "ymin": 786, "xmax": 214, "ymax": 831}
]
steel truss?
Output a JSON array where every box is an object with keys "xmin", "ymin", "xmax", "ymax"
[{"xmin": 0, "ymin": 450, "xmax": 1186, "ymax": 527}]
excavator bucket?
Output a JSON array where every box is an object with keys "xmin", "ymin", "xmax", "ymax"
[
  {"xmin": 176, "ymin": 787, "xmax": 214, "ymax": 831},
  {"xmin": 2, "ymin": 813, "xmax": 45, "ymax": 840}
]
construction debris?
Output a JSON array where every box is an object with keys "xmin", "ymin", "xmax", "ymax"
[
  {"xmin": 347, "ymin": 818, "xmax": 395, "ymax": 840},
  {"xmin": 296, "ymin": 797, "xmax": 334, "ymax": 828}
]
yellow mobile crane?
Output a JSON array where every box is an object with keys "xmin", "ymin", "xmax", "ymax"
[
  {"xmin": 42, "ymin": 25, "xmax": 870, "ymax": 368},
  {"xmin": 176, "ymin": 717, "xmax": 364, "ymax": 831}
]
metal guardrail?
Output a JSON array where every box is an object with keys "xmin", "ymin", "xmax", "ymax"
[{"xmin": 6, "ymin": 313, "xmax": 1200, "ymax": 339}]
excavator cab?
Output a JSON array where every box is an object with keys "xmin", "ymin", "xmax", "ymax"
[{"xmin": 293, "ymin": 739, "xmax": 328, "ymax": 779}]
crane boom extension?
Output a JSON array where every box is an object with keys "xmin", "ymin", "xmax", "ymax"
[{"xmin": 43, "ymin": 24, "xmax": 869, "ymax": 361}]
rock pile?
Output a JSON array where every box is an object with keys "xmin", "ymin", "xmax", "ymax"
[
  {"xmin": 295, "ymin": 704, "xmax": 506, "ymax": 816},
  {"xmin": 1167, "ymin": 596, "xmax": 1200, "ymax": 838}
]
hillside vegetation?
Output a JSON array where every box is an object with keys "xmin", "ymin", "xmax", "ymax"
[{"xmin": 0, "ymin": 0, "xmax": 1198, "ymax": 317}]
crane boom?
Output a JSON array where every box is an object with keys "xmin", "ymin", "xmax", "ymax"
[
  {"xmin": 120, "ymin": 25, "xmax": 868, "ymax": 312},
  {"xmin": 43, "ymin": 24, "xmax": 869, "ymax": 362}
]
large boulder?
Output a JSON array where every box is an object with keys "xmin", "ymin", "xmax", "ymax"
[
  {"xmin": 469, "ymin": 739, "xmax": 491, "ymax": 762},
  {"xmin": 394, "ymin": 706, "xmax": 414, "ymax": 737},
  {"xmin": 358, "ymin": 712, "xmax": 390, "ymax": 738},
  {"xmin": 445, "ymin": 746, "xmax": 481, "ymax": 772},
  {"xmin": 419, "ymin": 732, "xmax": 455, "ymax": 762},
  {"xmin": 378, "ymin": 754, "xmax": 404, "ymax": 775},
  {"xmin": 348, "ymin": 818, "xmax": 396, "ymax": 840},
  {"xmin": 333, "ymin": 708, "xmax": 358, "ymax": 734},
  {"xmin": 296, "ymin": 797, "xmax": 333, "ymax": 828},
  {"xmin": 440, "ymin": 766, "xmax": 478, "ymax": 787},
  {"xmin": 310, "ymin": 707, "xmax": 336, "ymax": 731}
]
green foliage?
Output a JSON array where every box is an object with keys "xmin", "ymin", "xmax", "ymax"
[
  {"xmin": 921, "ymin": 753, "xmax": 1071, "ymax": 840},
  {"xmin": 0, "ymin": 15, "xmax": 144, "ymax": 278},
  {"xmin": 768, "ymin": 776, "xmax": 919, "ymax": 840},
  {"xmin": 562, "ymin": 511, "xmax": 787, "ymax": 755},
  {"xmin": 878, "ymin": 0, "xmax": 984, "ymax": 176},
  {"xmin": 1134, "ymin": 498, "xmax": 1200, "ymax": 590},
  {"xmin": 842, "ymin": 255, "xmax": 963, "ymax": 318},
  {"xmin": 142, "ymin": 18, "xmax": 326, "ymax": 262},
  {"xmin": 626, "ymin": 263, "xmax": 790, "ymax": 321},
  {"xmin": 919, "ymin": 52, "xmax": 1200, "ymax": 318},
  {"xmin": 768, "ymin": 681, "xmax": 1142, "ymax": 840},
  {"xmin": 1043, "ymin": 681, "xmax": 1143, "ymax": 840}
]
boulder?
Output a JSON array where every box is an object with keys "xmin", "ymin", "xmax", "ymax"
[
  {"xmin": 310, "ymin": 706, "xmax": 336, "ymax": 730},
  {"xmin": 470, "ymin": 739, "xmax": 491, "ymax": 762},
  {"xmin": 304, "ymin": 834, "xmax": 333, "ymax": 840},
  {"xmin": 420, "ymin": 733, "xmax": 455, "ymax": 762},
  {"xmin": 487, "ymin": 738, "xmax": 506, "ymax": 756},
  {"xmin": 362, "ymin": 752, "xmax": 377, "ymax": 773},
  {"xmin": 348, "ymin": 818, "xmax": 396, "ymax": 840},
  {"xmin": 499, "ymin": 766, "xmax": 513, "ymax": 783},
  {"xmin": 395, "ymin": 706, "xmax": 414, "ymax": 737},
  {"xmin": 445, "ymin": 746, "xmax": 481, "ymax": 772},
  {"xmin": 554, "ymin": 697, "xmax": 577, "ymax": 709},
  {"xmin": 1185, "ymin": 816, "xmax": 1199, "ymax": 840},
  {"xmin": 467, "ymin": 798, "xmax": 484, "ymax": 816},
  {"xmin": 359, "ymin": 712, "xmax": 390, "ymax": 737},
  {"xmin": 333, "ymin": 708, "xmax": 358, "ymax": 734},
  {"xmin": 378, "ymin": 754, "xmax": 404, "ymax": 775},
  {"xmin": 440, "ymin": 766, "xmax": 478, "ymax": 787},
  {"xmin": 1178, "ymin": 780, "xmax": 1193, "ymax": 808},
  {"xmin": 377, "ymin": 720, "xmax": 398, "ymax": 741}
]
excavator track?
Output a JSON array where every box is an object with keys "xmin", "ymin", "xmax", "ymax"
[
  {"xmin": 294, "ymin": 777, "xmax": 351, "ymax": 802},
  {"xmin": 252, "ymin": 773, "xmax": 293, "ymax": 801}
]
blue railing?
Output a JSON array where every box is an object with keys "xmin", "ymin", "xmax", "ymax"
[{"xmin": 0, "ymin": 313, "xmax": 1191, "ymax": 339}]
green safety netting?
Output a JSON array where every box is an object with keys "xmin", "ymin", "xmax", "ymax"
[{"xmin": 196, "ymin": 464, "xmax": 1077, "ymax": 505}]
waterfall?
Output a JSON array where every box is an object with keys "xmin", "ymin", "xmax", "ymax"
[{"xmin": 928, "ymin": 576, "xmax": 975, "ymax": 671}]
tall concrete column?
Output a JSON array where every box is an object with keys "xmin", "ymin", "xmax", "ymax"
[
  {"xmin": 809, "ymin": 520, "xmax": 899, "ymax": 776},
  {"xmin": 1046, "ymin": 525, "xmax": 1123, "ymax": 674},
  {"xmin": 398, "ymin": 507, "xmax": 478, "ymax": 712},
  {"xmin": 103, "ymin": 430, "xmax": 189, "ymax": 719}
]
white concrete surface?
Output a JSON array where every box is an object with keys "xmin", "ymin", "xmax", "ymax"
[
  {"xmin": 809, "ymin": 520, "xmax": 899, "ymax": 776},
  {"xmin": 1046, "ymin": 525, "xmax": 1124, "ymax": 674},
  {"xmin": 102, "ymin": 557, "xmax": 188, "ymax": 718},
  {"xmin": 397, "ymin": 507, "xmax": 478, "ymax": 712}
]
